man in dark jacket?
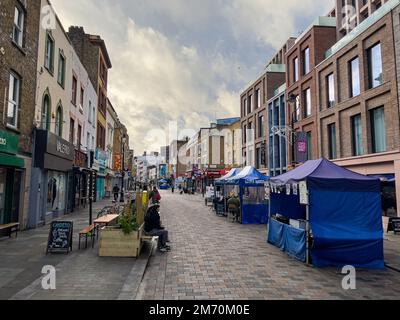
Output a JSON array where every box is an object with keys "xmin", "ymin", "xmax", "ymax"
[
  {"xmin": 112, "ymin": 184, "xmax": 120, "ymax": 202},
  {"xmin": 144, "ymin": 204, "xmax": 170, "ymax": 252}
]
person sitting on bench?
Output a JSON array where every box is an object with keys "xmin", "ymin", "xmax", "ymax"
[{"xmin": 144, "ymin": 203, "xmax": 170, "ymax": 252}]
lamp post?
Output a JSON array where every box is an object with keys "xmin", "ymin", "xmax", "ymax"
[
  {"xmin": 120, "ymin": 134, "xmax": 126, "ymax": 203},
  {"xmin": 287, "ymin": 93, "xmax": 300, "ymax": 167}
]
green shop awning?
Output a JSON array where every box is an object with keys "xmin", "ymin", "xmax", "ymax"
[{"xmin": 0, "ymin": 152, "xmax": 24, "ymax": 168}]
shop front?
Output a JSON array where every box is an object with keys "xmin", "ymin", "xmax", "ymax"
[
  {"xmin": 70, "ymin": 149, "xmax": 89, "ymax": 211},
  {"xmin": 30, "ymin": 130, "xmax": 74, "ymax": 226},
  {"xmin": 95, "ymin": 148, "xmax": 108, "ymax": 201},
  {"xmin": 0, "ymin": 130, "xmax": 25, "ymax": 226}
]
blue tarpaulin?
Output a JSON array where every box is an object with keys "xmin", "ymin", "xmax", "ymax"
[
  {"xmin": 269, "ymin": 158, "xmax": 384, "ymax": 269},
  {"xmin": 226, "ymin": 166, "xmax": 269, "ymax": 225},
  {"xmin": 268, "ymin": 219, "xmax": 306, "ymax": 262}
]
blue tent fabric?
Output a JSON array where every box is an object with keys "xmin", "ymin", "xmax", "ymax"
[
  {"xmin": 241, "ymin": 204, "xmax": 268, "ymax": 224},
  {"xmin": 226, "ymin": 166, "xmax": 269, "ymax": 185},
  {"xmin": 268, "ymin": 219, "xmax": 306, "ymax": 262},
  {"xmin": 270, "ymin": 193, "xmax": 305, "ymax": 220},
  {"xmin": 215, "ymin": 168, "xmax": 241, "ymax": 185},
  {"xmin": 268, "ymin": 158, "xmax": 384, "ymax": 269}
]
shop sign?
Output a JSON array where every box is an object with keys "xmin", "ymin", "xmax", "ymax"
[
  {"xmin": 47, "ymin": 132, "xmax": 74, "ymax": 161},
  {"xmin": 296, "ymin": 132, "xmax": 308, "ymax": 164},
  {"xmin": 95, "ymin": 148, "xmax": 108, "ymax": 168},
  {"xmin": 114, "ymin": 154, "xmax": 122, "ymax": 171},
  {"xmin": 74, "ymin": 149, "xmax": 87, "ymax": 168},
  {"xmin": 0, "ymin": 130, "xmax": 19, "ymax": 155}
]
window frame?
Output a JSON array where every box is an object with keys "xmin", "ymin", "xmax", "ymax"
[
  {"xmin": 55, "ymin": 104, "xmax": 63, "ymax": 137},
  {"xmin": 44, "ymin": 31, "xmax": 55, "ymax": 74},
  {"xmin": 304, "ymin": 88, "xmax": 311, "ymax": 118},
  {"xmin": 7, "ymin": 72, "xmax": 21, "ymax": 129},
  {"xmin": 326, "ymin": 73, "xmax": 335, "ymax": 108},
  {"xmin": 370, "ymin": 106, "xmax": 386, "ymax": 154},
  {"xmin": 57, "ymin": 50, "xmax": 66, "ymax": 88},
  {"xmin": 349, "ymin": 57, "xmax": 360, "ymax": 98},
  {"xmin": 351, "ymin": 113, "xmax": 364, "ymax": 156},
  {"xmin": 303, "ymin": 47, "xmax": 310, "ymax": 75},
  {"xmin": 367, "ymin": 42, "xmax": 383, "ymax": 89},
  {"xmin": 327, "ymin": 123, "xmax": 337, "ymax": 159},
  {"xmin": 12, "ymin": 5, "xmax": 25, "ymax": 48}
]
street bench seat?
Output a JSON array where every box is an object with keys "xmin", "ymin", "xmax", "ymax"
[
  {"xmin": 78, "ymin": 224, "xmax": 96, "ymax": 249},
  {"xmin": 0, "ymin": 223, "xmax": 20, "ymax": 238}
]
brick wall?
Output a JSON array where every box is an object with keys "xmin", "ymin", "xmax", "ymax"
[{"xmin": 317, "ymin": 11, "xmax": 400, "ymax": 160}]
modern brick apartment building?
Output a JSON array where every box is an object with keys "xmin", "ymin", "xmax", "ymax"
[
  {"xmin": 240, "ymin": 38, "xmax": 295, "ymax": 174},
  {"xmin": 285, "ymin": 17, "xmax": 337, "ymax": 166},
  {"xmin": 337, "ymin": 0, "xmax": 390, "ymax": 39},
  {"xmin": 316, "ymin": 0, "xmax": 400, "ymax": 217},
  {"xmin": 0, "ymin": 0, "xmax": 41, "ymax": 229}
]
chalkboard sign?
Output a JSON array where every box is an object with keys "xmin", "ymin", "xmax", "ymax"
[
  {"xmin": 388, "ymin": 218, "xmax": 400, "ymax": 234},
  {"xmin": 46, "ymin": 221, "xmax": 73, "ymax": 254}
]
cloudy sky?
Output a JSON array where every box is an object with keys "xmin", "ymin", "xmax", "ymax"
[{"xmin": 51, "ymin": 0, "xmax": 334, "ymax": 154}]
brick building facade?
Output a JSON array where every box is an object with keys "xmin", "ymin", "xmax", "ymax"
[
  {"xmin": 285, "ymin": 17, "xmax": 337, "ymax": 166},
  {"xmin": 0, "ymin": 0, "xmax": 41, "ymax": 229},
  {"xmin": 317, "ymin": 0, "xmax": 400, "ymax": 217}
]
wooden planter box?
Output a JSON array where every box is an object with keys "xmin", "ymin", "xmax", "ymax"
[{"xmin": 99, "ymin": 224, "xmax": 144, "ymax": 258}]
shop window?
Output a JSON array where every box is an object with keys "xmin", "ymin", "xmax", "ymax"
[{"xmin": 46, "ymin": 172, "xmax": 66, "ymax": 214}]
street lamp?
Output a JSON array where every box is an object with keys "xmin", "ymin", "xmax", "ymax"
[
  {"xmin": 120, "ymin": 134, "xmax": 127, "ymax": 203},
  {"xmin": 287, "ymin": 93, "xmax": 300, "ymax": 167}
]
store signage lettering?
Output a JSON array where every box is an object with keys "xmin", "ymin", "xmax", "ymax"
[
  {"xmin": 0, "ymin": 130, "xmax": 19, "ymax": 155},
  {"xmin": 0, "ymin": 138, "xmax": 6, "ymax": 146}
]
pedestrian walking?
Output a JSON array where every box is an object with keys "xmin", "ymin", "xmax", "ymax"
[
  {"xmin": 227, "ymin": 192, "xmax": 241, "ymax": 223},
  {"xmin": 112, "ymin": 184, "xmax": 120, "ymax": 202}
]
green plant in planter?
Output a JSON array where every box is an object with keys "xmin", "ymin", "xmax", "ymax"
[{"xmin": 119, "ymin": 213, "xmax": 139, "ymax": 235}]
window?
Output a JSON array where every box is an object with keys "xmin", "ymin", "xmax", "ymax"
[
  {"xmin": 55, "ymin": 105, "xmax": 63, "ymax": 137},
  {"xmin": 57, "ymin": 51, "xmax": 66, "ymax": 87},
  {"xmin": 243, "ymin": 124, "xmax": 247, "ymax": 144},
  {"xmin": 243, "ymin": 98, "xmax": 247, "ymax": 116},
  {"xmin": 303, "ymin": 47, "xmax": 310, "ymax": 75},
  {"xmin": 72, "ymin": 76, "xmax": 77, "ymax": 105},
  {"xmin": 7, "ymin": 73, "xmax": 20, "ymax": 128},
  {"xmin": 92, "ymin": 136, "xmax": 95, "ymax": 150},
  {"xmin": 328, "ymin": 123, "xmax": 337, "ymax": 159},
  {"xmin": 327, "ymin": 73, "xmax": 335, "ymax": 108},
  {"xmin": 80, "ymin": 87, "xmax": 84, "ymax": 108},
  {"xmin": 77, "ymin": 124, "xmax": 82, "ymax": 149},
  {"xmin": 367, "ymin": 43, "xmax": 383, "ymax": 89},
  {"xmin": 256, "ymin": 148, "xmax": 261, "ymax": 169},
  {"xmin": 304, "ymin": 88, "xmax": 311, "ymax": 117},
  {"xmin": 294, "ymin": 95, "xmax": 300, "ymax": 122},
  {"xmin": 97, "ymin": 123, "xmax": 106, "ymax": 149},
  {"xmin": 294, "ymin": 57, "xmax": 299, "ymax": 82},
  {"xmin": 69, "ymin": 118, "xmax": 75, "ymax": 144},
  {"xmin": 13, "ymin": 6, "xmax": 24, "ymax": 47},
  {"xmin": 258, "ymin": 115, "xmax": 264, "ymax": 138},
  {"xmin": 256, "ymin": 89, "xmax": 261, "ymax": 109},
  {"xmin": 92, "ymin": 104, "xmax": 96, "ymax": 124},
  {"xmin": 41, "ymin": 94, "xmax": 51, "ymax": 130},
  {"xmin": 247, "ymin": 95, "xmax": 252, "ymax": 114},
  {"xmin": 86, "ymin": 132, "xmax": 90, "ymax": 150},
  {"xmin": 88, "ymin": 101, "xmax": 92, "ymax": 124},
  {"xmin": 370, "ymin": 107, "xmax": 386, "ymax": 153},
  {"xmin": 44, "ymin": 32, "xmax": 55, "ymax": 73},
  {"xmin": 306, "ymin": 132, "xmax": 312, "ymax": 160},
  {"xmin": 351, "ymin": 114, "xmax": 364, "ymax": 156},
  {"xmin": 349, "ymin": 57, "xmax": 360, "ymax": 97}
]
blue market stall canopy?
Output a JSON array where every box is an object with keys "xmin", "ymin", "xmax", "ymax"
[
  {"xmin": 215, "ymin": 168, "xmax": 242, "ymax": 184},
  {"xmin": 268, "ymin": 158, "xmax": 384, "ymax": 269},
  {"xmin": 159, "ymin": 179, "xmax": 168, "ymax": 183},
  {"xmin": 226, "ymin": 166, "xmax": 269, "ymax": 185}
]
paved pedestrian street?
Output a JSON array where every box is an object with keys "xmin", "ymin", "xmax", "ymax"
[
  {"xmin": 137, "ymin": 191, "xmax": 400, "ymax": 300},
  {"xmin": 1, "ymin": 191, "xmax": 400, "ymax": 300}
]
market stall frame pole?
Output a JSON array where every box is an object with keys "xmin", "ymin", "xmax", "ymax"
[{"xmin": 306, "ymin": 199, "xmax": 310, "ymax": 266}]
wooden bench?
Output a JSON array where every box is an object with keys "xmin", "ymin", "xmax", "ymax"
[
  {"xmin": 78, "ymin": 224, "xmax": 95, "ymax": 249},
  {"xmin": 0, "ymin": 223, "xmax": 20, "ymax": 238}
]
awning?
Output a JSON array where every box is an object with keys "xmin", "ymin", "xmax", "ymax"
[{"xmin": 0, "ymin": 153, "xmax": 24, "ymax": 168}]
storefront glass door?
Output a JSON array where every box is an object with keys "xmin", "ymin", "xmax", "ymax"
[{"xmin": 46, "ymin": 171, "xmax": 66, "ymax": 214}]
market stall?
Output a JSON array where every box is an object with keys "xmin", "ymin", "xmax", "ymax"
[
  {"xmin": 267, "ymin": 158, "xmax": 384, "ymax": 269},
  {"xmin": 213, "ymin": 168, "xmax": 242, "ymax": 215},
  {"xmin": 158, "ymin": 179, "xmax": 169, "ymax": 190},
  {"xmin": 225, "ymin": 166, "xmax": 269, "ymax": 224}
]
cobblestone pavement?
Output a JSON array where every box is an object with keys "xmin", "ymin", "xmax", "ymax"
[
  {"xmin": 0, "ymin": 197, "xmax": 148, "ymax": 300},
  {"xmin": 137, "ymin": 191, "xmax": 400, "ymax": 300}
]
